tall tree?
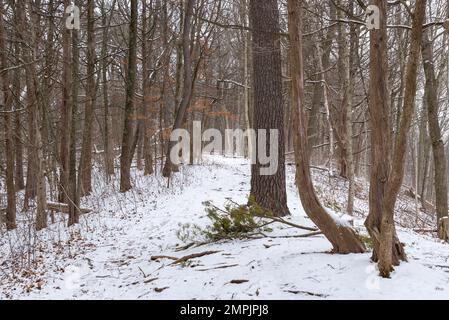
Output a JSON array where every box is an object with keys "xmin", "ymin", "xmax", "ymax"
[
  {"xmin": 248, "ymin": 0, "xmax": 289, "ymax": 217},
  {"xmin": 100, "ymin": 0, "xmax": 115, "ymax": 178},
  {"xmin": 162, "ymin": 0, "xmax": 196, "ymax": 178},
  {"xmin": 364, "ymin": 0, "xmax": 406, "ymax": 265},
  {"xmin": 378, "ymin": 0, "xmax": 427, "ymax": 277},
  {"xmin": 421, "ymin": 30, "xmax": 449, "ymax": 241},
  {"xmin": 120, "ymin": 0, "xmax": 138, "ymax": 192},
  {"xmin": 80, "ymin": 0, "xmax": 97, "ymax": 195},
  {"xmin": 0, "ymin": 1, "xmax": 16, "ymax": 230},
  {"xmin": 18, "ymin": 0, "xmax": 47, "ymax": 230}
]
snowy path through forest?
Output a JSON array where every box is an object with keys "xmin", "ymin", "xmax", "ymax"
[{"xmin": 1, "ymin": 156, "xmax": 449, "ymax": 299}]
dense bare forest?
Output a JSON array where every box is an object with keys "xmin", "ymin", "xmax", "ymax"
[{"xmin": 1, "ymin": 0, "xmax": 449, "ymax": 300}]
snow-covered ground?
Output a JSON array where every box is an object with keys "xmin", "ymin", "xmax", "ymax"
[{"xmin": 1, "ymin": 155, "xmax": 449, "ymax": 299}]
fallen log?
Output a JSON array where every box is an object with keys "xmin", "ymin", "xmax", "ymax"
[
  {"xmin": 46, "ymin": 202, "xmax": 92, "ymax": 215},
  {"xmin": 170, "ymin": 250, "xmax": 221, "ymax": 265},
  {"xmin": 150, "ymin": 255, "xmax": 178, "ymax": 261}
]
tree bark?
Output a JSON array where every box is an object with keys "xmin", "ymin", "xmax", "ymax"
[
  {"xmin": 378, "ymin": 0, "xmax": 426, "ymax": 277},
  {"xmin": 80, "ymin": 0, "xmax": 96, "ymax": 195},
  {"xmin": 18, "ymin": 0, "xmax": 47, "ymax": 230},
  {"xmin": 142, "ymin": 0, "xmax": 154, "ymax": 176},
  {"xmin": 364, "ymin": 0, "xmax": 406, "ymax": 265},
  {"xmin": 421, "ymin": 31, "xmax": 449, "ymax": 240},
  {"xmin": 100, "ymin": 0, "xmax": 115, "ymax": 178},
  {"xmin": 162, "ymin": 0, "xmax": 196, "ymax": 178},
  {"xmin": 0, "ymin": 2, "xmax": 17, "ymax": 230},
  {"xmin": 120, "ymin": 0, "xmax": 139, "ymax": 192},
  {"xmin": 248, "ymin": 0, "xmax": 290, "ymax": 217}
]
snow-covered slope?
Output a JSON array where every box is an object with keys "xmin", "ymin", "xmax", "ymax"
[{"xmin": 1, "ymin": 156, "xmax": 448, "ymax": 299}]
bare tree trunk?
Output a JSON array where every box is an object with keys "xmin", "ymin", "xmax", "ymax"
[
  {"xmin": 80, "ymin": 0, "xmax": 96, "ymax": 196},
  {"xmin": 19, "ymin": 0, "xmax": 47, "ymax": 230},
  {"xmin": 162, "ymin": 0, "xmax": 196, "ymax": 178},
  {"xmin": 12, "ymin": 39, "xmax": 25, "ymax": 192},
  {"xmin": 100, "ymin": 0, "xmax": 115, "ymax": 178},
  {"xmin": 120, "ymin": 0, "xmax": 138, "ymax": 192},
  {"xmin": 287, "ymin": 0, "xmax": 365, "ymax": 253},
  {"xmin": 421, "ymin": 31, "xmax": 449, "ymax": 240},
  {"xmin": 248, "ymin": 0, "xmax": 290, "ymax": 217},
  {"xmin": 365, "ymin": 0, "xmax": 406, "ymax": 265},
  {"xmin": 59, "ymin": 0, "xmax": 73, "ymax": 204},
  {"xmin": 65, "ymin": 0, "xmax": 81, "ymax": 226},
  {"xmin": 378, "ymin": 0, "xmax": 426, "ymax": 277},
  {"xmin": 345, "ymin": 2, "xmax": 357, "ymax": 218},
  {"xmin": 142, "ymin": 0, "xmax": 154, "ymax": 176},
  {"xmin": 0, "ymin": 2, "xmax": 16, "ymax": 230}
]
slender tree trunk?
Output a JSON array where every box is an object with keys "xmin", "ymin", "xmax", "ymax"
[
  {"xmin": 346, "ymin": 2, "xmax": 358, "ymax": 218},
  {"xmin": 59, "ymin": 0, "xmax": 73, "ymax": 204},
  {"xmin": 101, "ymin": 0, "xmax": 115, "ymax": 178},
  {"xmin": 120, "ymin": 0, "xmax": 138, "ymax": 192},
  {"xmin": 0, "ymin": 2, "xmax": 17, "ymax": 230},
  {"xmin": 287, "ymin": 0, "xmax": 365, "ymax": 253},
  {"xmin": 142, "ymin": 0, "xmax": 154, "ymax": 176},
  {"xmin": 80, "ymin": 0, "xmax": 96, "ymax": 195},
  {"xmin": 19, "ymin": 0, "xmax": 47, "ymax": 230},
  {"xmin": 421, "ymin": 31, "xmax": 449, "ymax": 240},
  {"xmin": 67, "ymin": 0, "xmax": 81, "ymax": 226},
  {"xmin": 162, "ymin": 0, "xmax": 196, "ymax": 178},
  {"xmin": 12, "ymin": 39, "xmax": 25, "ymax": 191}
]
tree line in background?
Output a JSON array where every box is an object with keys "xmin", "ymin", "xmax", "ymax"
[{"xmin": 1, "ymin": 0, "xmax": 449, "ymax": 277}]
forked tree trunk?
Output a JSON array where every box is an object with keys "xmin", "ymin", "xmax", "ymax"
[
  {"xmin": 248, "ymin": 0, "xmax": 290, "ymax": 217},
  {"xmin": 365, "ymin": 0, "xmax": 406, "ymax": 265},
  {"xmin": 287, "ymin": 0, "xmax": 365, "ymax": 253},
  {"xmin": 0, "ymin": 2, "xmax": 17, "ymax": 230},
  {"xmin": 378, "ymin": 0, "xmax": 426, "ymax": 277}
]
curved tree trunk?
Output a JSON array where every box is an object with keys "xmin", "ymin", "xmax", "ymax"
[{"xmin": 287, "ymin": 0, "xmax": 365, "ymax": 253}]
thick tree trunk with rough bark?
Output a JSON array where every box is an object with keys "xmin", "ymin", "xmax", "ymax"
[
  {"xmin": 248, "ymin": 0, "xmax": 290, "ymax": 217},
  {"xmin": 287, "ymin": 0, "xmax": 365, "ymax": 253}
]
